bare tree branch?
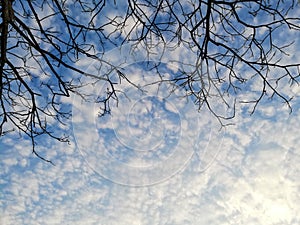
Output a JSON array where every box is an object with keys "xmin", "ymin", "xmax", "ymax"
[{"xmin": 1, "ymin": 0, "xmax": 299, "ymax": 163}]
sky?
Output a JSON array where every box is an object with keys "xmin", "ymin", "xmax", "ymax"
[{"xmin": 1, "ymin": 1, "xmax": 300, "ymax": 225}]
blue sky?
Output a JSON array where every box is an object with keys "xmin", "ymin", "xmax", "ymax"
[{"xmin": 1, "ymin": 1, "xmax": 300, "ymax": 224}]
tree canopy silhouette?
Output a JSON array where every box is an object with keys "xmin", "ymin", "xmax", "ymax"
[{"xmin": 1, "ymin": 0, "xmax": 299, "ymax": 163}]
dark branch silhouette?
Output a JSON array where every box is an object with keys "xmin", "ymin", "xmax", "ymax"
[{"xmin": 1, "ymin": 0, "xmax": 299, "ymax": 163}]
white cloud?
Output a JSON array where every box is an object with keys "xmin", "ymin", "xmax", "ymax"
[
  {"xmin": 1, "ymin": 2, "xmax": 300, "ymax": 225},
  {"xmin": 3, "ymin": 89, "xmax": 300, "ymax": 225}
]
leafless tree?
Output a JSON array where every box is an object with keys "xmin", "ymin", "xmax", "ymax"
[{"xmin": 1, "ymin": 0, "xmax": 299, "ymax": 163}]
